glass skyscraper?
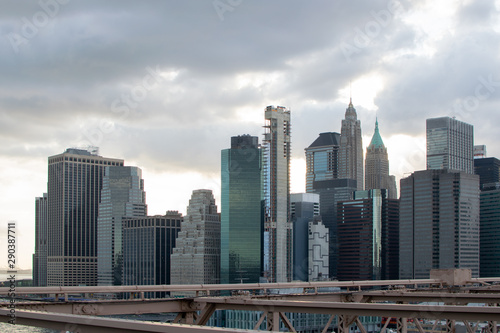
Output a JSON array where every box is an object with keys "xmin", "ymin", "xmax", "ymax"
[
  {"xmin": 97, "ymin": 166, "xmax": 147, "ymax": 286},
  {"xmin": 290, "ymin": 193, "xmax": 321, "ymax": 281},
  {"xmin": 426, "ymin": 117, "xmax": 474, "ymax": 173},
  {"xmin": 47, "ymin": 148, "xmax": 124, "ymax": 286},
  {"xmin": 480, "ymin": 183, "xmax": 500, "ymax": 277},
  {"xmin": 474, "ymin": 157, "xmax": 500, "ymax": 188},
  {"xmin": 305, "ymin": 132, "xmax": 341, "ymax": 193},
  {"xmin": 312, "ymin": 178, "xmax": 357, "ymax": 280},
  {"xmin": 337, "ymin": 189, "xmax": 399, "ymax": 281},
  {"xmin": 221, "ymin": 135, "xmax": 262, "ymax": 284},
  {"xmin": 475, "ymin": 157, "xmax": 500, "ymax": 277}
]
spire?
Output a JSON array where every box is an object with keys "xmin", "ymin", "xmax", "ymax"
[
  {"xmin": 368, "ymin": 118, "xmax": 385, "ymax": 148},
  {"xmin": 349, "ymin": 81, "xmax": 353, "ymax": 106},
  {"xmin": 345, "ymin": 98, "xmax": 356, "ymax": 120}
]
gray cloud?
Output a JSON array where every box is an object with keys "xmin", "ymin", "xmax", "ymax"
[{"xmin": 1, "ymin": 0, "xmax": 499, "ymax": 180}]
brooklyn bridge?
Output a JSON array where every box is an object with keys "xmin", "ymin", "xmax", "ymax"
[{"xmin": 1, "ymin": 269, "xmax": 500, "ymax": 333}]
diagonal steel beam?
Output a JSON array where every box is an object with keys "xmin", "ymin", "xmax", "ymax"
[{"xmin": 0, "ymin": 308, "xmax": 256, "ymax": 332}]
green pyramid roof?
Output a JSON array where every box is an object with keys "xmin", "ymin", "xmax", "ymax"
[{"xmin": 368, "ymin": 118, "xmax": 385, "ymax": 148}]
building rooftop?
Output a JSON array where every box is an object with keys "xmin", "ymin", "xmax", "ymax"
[
  {"xmin": 368, "ymin": 119, "xmax": 385, "ymax": 149},
  {"xmin": 307, "ymin": 132, "xmax": 340, "ymax": 148}
]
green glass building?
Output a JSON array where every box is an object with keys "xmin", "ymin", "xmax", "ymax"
[
  {"xmin": 480, "ymin": 184, "xmax": 500, "ymax": 277},
  {"xmin": 221, "ymin": 135, "xmax": 263, "ymax": 284}
]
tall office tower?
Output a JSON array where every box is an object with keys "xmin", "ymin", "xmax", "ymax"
[
  {"xmin": 426, "ymin": 117, "xmax": 474, "ymax": 174},
  {"xmin": 308, "ymin": 219, "xmax": 329, "ymax": 282},
  {"xmin": 305, "ymin": 132, "xmax": 341, "ymax": 193},
  {"xmin": 339, "ymin": 99, "xmax": 363, "ymax": 191},
  {"xmin": 262, "ymin": 105, "xmax": 292, "ymax": 282},
  {"xmin": 480, "ymin": 183, "xmax": 500, "ymax": 277},
  {"xmin": 475, "ymin": 156, "xmax": 500, "ymax": 277},
  {"xmin": 312, "ymin": 179, "xmax": 357, "ymax": 279},
  {"xmin": 399, "ymin": 169, "xmax": 480, "ymax": 279},
  {"xmin": 33, "ymin": 193, "xmax": 48, "ymax": 286},
  {"xmin": 474, "ymin": 157, "xmax": 500, "ymax": 189},
  {"xmin": 47, "ymin": 148, "xmax": 124, "ymax": 286},
  {"xmin": 221, "ymin": 135, "xmax": 262, "ymax": 284},
  {"xmin": 97, "ymin": 166, "xmax": 147, "ymax": 286},
  {"xmin": 290, "ymin": 193, "xmax": 321, "ymax": 281},
  {"xmin": 123, "ymin": 212, "xmax": 182, "ymax": 298},
  {"xmin": 337, "ymin": 189, "xmax": 399, "ymax": 281},
  {"xmin": 364, "ymin": 119, "xmax": 398, "ymax": 199},
  {"xmin": 171, "ymin": 190, "xmax": 221, "ymax": 289}
]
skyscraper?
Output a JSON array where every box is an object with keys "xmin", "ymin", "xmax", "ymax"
[
  {"xmin": 170, "ymin": 190, "xmax": 221, "ymax": 289},
  {"xmin": 290, "ymin": 193, "xmax": 321, "ymax": 281},
  {"xmin": 123, "ymin": 211, "xmax": 182, "ymax": 298},
  {"xmin": 305, "ymin": 132, "xmax": 341, "ymax": 193},
  {"xmin": 262, "ymin": 105, "xmax": 292, "ymax": 282},
  {"xmin": 47, "ymin": 148, "xmax": 124, "ymax": 286},
  {"xmin": 339, "ymin": 99, "xmax": 363, "ymax": 191},
  {"xmin": 312, "ymin": 179, "xmax": 357, "ymax": 280},
  {"xmin": 426, "ymin": 117, "xmax": 474, "ymax": 173},
  {"xmin": 97, "ymin": 166, "xmax": 147, "ymax": 286},
  {"xmin": 365, "ymin": 119, "xmax": 397, "ymax": 199},
  {"xmin": 399, "ymin": 169, "xmax": 480, "ymax": 279},
  {"xmin": 221, "ymin": 135, "xmax": 262, "ymax": 284},
  {"xmin": 33, "ymin": 193, "xmax": 48, "ymax": 287},
  {"xmin": 337, "ymin": 189, "xmax": 399, "ymax": 281},
  {"xmin": 475, "ymin": 156, "xmax": 500, "ymax": 277},
  {"xmin": 474, "ymin": 157, "xmax": 500, "ymax": 188},
  {"xmin": 308, "ymin": 219, "xmax": 329, "ymax": 282},
  {"xmin": 479, "ymin": 183, "xmax": 500, "ymax": 277}
]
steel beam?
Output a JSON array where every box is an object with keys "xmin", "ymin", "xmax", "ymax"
[
  {"xmin": 10, "ymin": 298, "xmax": 191, "ymax": 315},
  {"xmin": 0, "ymin": 278, "xmax": 444, "ymax": 297},
  {"xmin": 357, "ymin": 291, "xmax": 500, "ymax": 304},
  {"xmin": 0, "ymin": 308, "xmax": 256, "ymax": 332},
  {"xmin": 196, "ymin": 297, "xmax": 500, "ymax": 321}
]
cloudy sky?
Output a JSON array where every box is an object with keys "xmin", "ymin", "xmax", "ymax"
[{"xmin": 1, "ymin": 0, "xmax": 499, "ymax": 269}]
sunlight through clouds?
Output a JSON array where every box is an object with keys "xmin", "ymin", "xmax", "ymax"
[{"xmin": 338, "ymin": 74, "xmax": 385, "ymax": 111}]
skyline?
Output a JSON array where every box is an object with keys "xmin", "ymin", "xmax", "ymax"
[{"xmin": 1, "ymin": 1, "xmax": 500, "ymax": 269}]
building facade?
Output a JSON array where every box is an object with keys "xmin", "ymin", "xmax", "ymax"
[
  {"xmin": 305, "ymin": 132, "xmax": 341, "ymax": 193},
  {"xmin": 337, "ymin": 189, "xmax": 399, "ymax": 281},
  {"xmin": 480, "ymin": 183, "xmax": 500, "ymax": 277},
  {"xmin": 123, "ymin": 212, "xmax": 182, "ymax": 298},
  {"xmin": 364, "ymin": 119, "xmax": 397, "ymax": 199},
  {"xmin": 339, "ymin": 99, "xmax": 363, "ymax": 191},
  {"xmin": 290, "ymin": 193, "xmax": 321, "ymax": 281},
  {"xmin": 262, "ymin": 105, "xmax": 292, "ymax": 282},
  {"xmin": 474, "ymin": 145, "xmax": 487, "ymax": 159},
  {"xmin": 475, "ymin": 157, "xmax": 500, "ymax": 277},
  {"xmin": 474, "ymin": 157, "xmax": 500, "ymax": 189},
  {"xmin": 221, "ymin": 135, "xmax": 262, "ymax": 284},
  {"xmin": 312, "ymin": 178, "xmax": 357, "ymax": 280},
  {"xmin": 308, "ymin": 219, "xmax": 329, "ymax": 281},
  {"xmin": 47, "ymin": 148, "xmax": 124, "ymax": 286},
  {"xmin": 33, "ymin": 193, "xmax": 48, "ymax": 286},
  {"xmin": 426, "ymin": 117, "xmax": 474, "ymax": 174},
  {"xmin": 399, "ymin": 169, "xmax": 480, "ymax": 279},
  {"xmin": 97, "ymin": 166, "xmax": 147, "ymax": 286},
  {"xmin": 170, "ymin": 190, "xmax": 221, "ymax": 289}
]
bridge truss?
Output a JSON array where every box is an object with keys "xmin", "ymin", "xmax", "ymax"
[{"xmin": 1, "ymin": 274, "xmax": 500, "ymax": 332}]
